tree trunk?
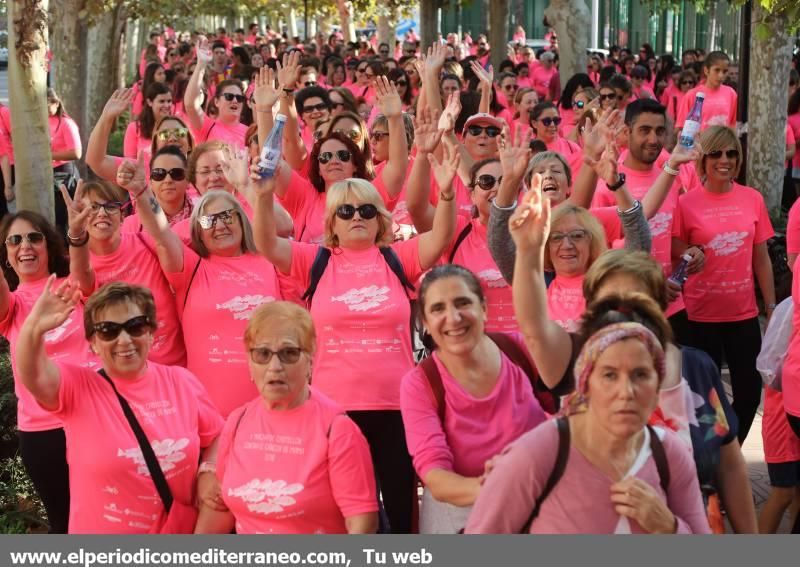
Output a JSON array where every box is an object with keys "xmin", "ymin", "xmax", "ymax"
[
  {"xmin": 420, "ymin": 0, "xmax": 438, "ymax": 51},
  {"xmin": 85, "ymin": 5, "xmax": 125, "ymax": 134},
  {"xmin": 49, "ymin": 0, "xmax": 87, "ymax": 149},
  {"xmin": 285, "ymin": 5, "xmax": 298, "ymax": 38},
  {"xmin": 746, "ymin": 5, "xmax": 792, "ymax": 218},
  {"xmin": 377, "ymin": 4, "xmax": 399, "ymax": 48},
  {"xmin": 489, "ymin": 0, "xmax": 509, "ymax": 72},
  {"xmin": 544, "ymin": 0, "xmax": 590, "ymax": 80},
  {"xmin": 8, "ymin": 0, "xmax": 54, "ymax": 219},
  {"xmin": 336, "ymin": 0, "xmax": 356, "ymax": 43}
]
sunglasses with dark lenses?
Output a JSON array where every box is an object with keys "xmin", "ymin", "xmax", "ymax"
[
  {"xmin": 318, "ymin": 150, "xmax": 352, "ymax": 164},
  {"xmin": 475, "ymin": 174, "xmax": 503, "ymax": 191},
  {"xmin": 573, "ymin": 100, "xmax": 586, "ymax": 109},
  {"xmin": 395, "ymin": 80, "xmax": 408, "ymax": 87},
  {"xmin": 303, "ymin": 102, "xmax": 329, "ymax": 113},
  {"xmin": 156, "ymin": 127, "xmax": 189, "ymax": 141},
  {"xmin": 304, "ymin": 81, "xmax": 318, "ymax": 88},
  {"xmin": 503, "ymin": 84, "xmax": 519, "ymax": 91},
  {"xmin": 249, "ymin": 346, "xmax": 304, "ymax": 365},
  {"xmin": 370, "ymin": 131, "xmax": 389, "ymax": 142},
  {"xmin": 92, "ymin": 315, "xmax": 152, "ymax": 341},
  {"xmin": 540, "ymin": 117, "xmax": 563, "ymax": 127},
  {"xmin": 706, "ymin": 149, "xmax": 740, "ymax": 160},
  {"xmin": 150, "ymin": 167, "xmax": 186, "ymax": 182},
  {"xmin": 600, "ymin": 93, "xmax": 619, "ymax": 101},
  {"xmin": 335, "ymin": 203, "xmax": 379, "ymax": 220},
  {"xmin": 681, "ymin": 81, "xmax": 696, "ymax": 86},
  {"xmin": 467, "ymin": 125, "xmax": 502, "ymax": 137},
  {"xmin": 5, "ymin": 232, "xmax": 45, "ymax": 246},
  {"xmin": 356, "ymin": 67, "xmax": 368, "ymax": 74},
  {"xmin": 221, "ymin": 93, "xmax": 246, "ymax": 103},
  {"xmin": 198, "ymin": 209, "xmax": 236, "ymax": 230}
]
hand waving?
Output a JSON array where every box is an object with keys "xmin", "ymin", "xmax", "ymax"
[
  {"xmin": 428, "ymin": 139, "xmax": 461, "ymax": 193},
  {"xmin": 424, "ymin": 42, "xmax": 448, "ymax": 79},
  {"xmin": 195, "ymin": 36, "xmax": 213, "ymax": 65},
  {"xmin": 60, "ymin": 180, "xmax": 92, "ymax": 239},
  {"xmin": 414, "ymin": 108, "xmax": 444, "ymax": 153},
  {"xmin": 101, "ymin": 89, "xmax": 135, "ymax": 120},
  {"xmin": 253, "ymin": 66, "xmax": 279, "ymax": 109},
  {"xmin": 28, "ymin": 275, "xmax": 82, "ymax": 337},
  {"xmin": 585, "ymin": 141, "xmax": 620, "ymax": 186},
  {"xmin": 509, "ymin": 173, "xmax": 550, "ymax": 253},
  {"xmin": 220, "ymin": 145, "xmax": 250, "ymax": 189},
  {"xmin": 499, "ymin": 124, "xmax": 532, "ymax": 182},
  {"xmin": 469, "ymin": 60, "xmax": 494, "ymax": 89},
  {"xmin": 582, "ymin": 108, "xmax": 622, "ymax": 161},
  {"xmin": 438, "ymin": 92, "xmax": 461, "ymax": 132},
  {"xmin": 374, "ymin": 76, "xmax": 402, "ymax": 118},
  {"xmin": 116, "ymin": 152, "xmax": 147, "ymax": 197},
  {"xmin": 277, "ymin": 51, "xmax": 301, "ymax": 90}
]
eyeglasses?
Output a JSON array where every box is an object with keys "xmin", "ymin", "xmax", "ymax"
[
  {"xmin": 573, "ymin": 100, "xmax": 586, "ymax": 109},
  {"xmin": 221, "ymin": 93, "xmax": 246, "ymax": 103},
  {"xmin": 370, "ymin": 131, "xmax": 389, "ymax": 142},
  {"xmin": 302, "ymin": 102, "xmax": 329, "ymax": 113},
  {"xmin": 395, "ymin": 80, "xmax": 408, "ymax": 87},
  {"xmin": 198, "ymin": 209, "xmax": 237, "ymax": 230},
  {"xmin": 681, "ymin": 81, "xmax": 696, "ymax": 86},
  {"xmin": 475, "ymin": 174, "xmax": 502, "ymax": 191},
  {"xmin": 549, "ymin": 229, "xmax": 590, "ymax": 247},
  {"xmin": 539, "ymin": 117, "xmax": 562, "ymax": 127},
  {"xmin": 156, "ymin": 127, "xmax": 189, "ymax": 141},
  {"xmin": 330, "ymin": 101, "xmax": 344, "ymax": 109},
  {"xmin": 706, "ymin": 149, "xmax": 740, "ymax": 160},
  {"xmin": 90, "ymin": 201, "xmax": 124, "ymax": 215},
  {"xmin": 318, "ymin": 150, "xmax": 352, "ymax": 164},
  {"xmin": 356, "ymin": 67, "xmax": 368, "ymax": 74},
  {"xmin": 380, "ymin": 50, "xmax": 390, "ymax": 55},
  {"xmin": 249, "ymin": 346, "xmax": 304, "ymax": 365},
  {"xmin": 599, "ymin": 93, "xmax": 620, "ymax": 101},
  {"xmin": 336, "ymin": 203, "xmax": 378, "ymax": 220},
  {"xmin": 150, "ymin": 167, "xmax": 186, "ymax": 182},
  {"xmin": 365, "ymin": 72, "xmax": 376, "ymax": 79},
  {"xmin": 503, "ymin": 84, "xmax": 518, "ymax": 92},
  {"xmin": 196, "ymin": 166, "xmax": 224, "ymax": 177},
  {"xmin": 5, "ymin": 232, "xmax": 45, "ymax": 246},
  {"xmin": 304, "ymin": 81, "xmax": 318, "ymax": 87},
  {"xmin": 92, "ymin": 315, "xmax": 152, "ymax": 341},
  {"xmin": 466, "ymin": 125, "xmax": 501, "ymax": 137}
]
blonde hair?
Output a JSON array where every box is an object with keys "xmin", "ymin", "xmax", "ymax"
[
  {"xmin": 244, "ymin": 301, "xmax": 316, "ymax": 354},
  {"xmin": 583, "ymin": 250, "xmax": 668, "ymax": 310},
  {"xmin": 544, "ymin": 205, "xmax": 607, "ymax": 271},
  {"xmin": 324, "ymin": 178, "xmax": 393, "ymax": 248},
  {"xmin": 695, "ymin": 125, "xmax": 742, "ymax": 178},
  {"xmin": 190, "ymin": 190, "xmax": 257, "ymax": 257}
]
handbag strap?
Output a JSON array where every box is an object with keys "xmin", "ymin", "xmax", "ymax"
[{"xmin": 98, "ymin": 369, "xmax": 173, "ymax": 512}]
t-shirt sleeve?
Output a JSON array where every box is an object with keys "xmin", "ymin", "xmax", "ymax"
[
  {"xmin": 192, "ymin": 114, "xmax": 215, "ymax": 144},
  {"xmin": 728, "ymin": 88, "xmax": 738, "ymax": 126},
  {"xmin": 589, "ymin": 206, "xmax": 622, "ymax": 245},
  {"xmin": 60, "ymin": 118, "xmax": 81, "ymax": 154},
  {"xmin": 215, "ymin": 404, "xmax": 248, "ymax": 484},
  {"xmin": 753, "ymin": 190, "xmax": 775, "ymax": 244},
  {"xmin": 661, "ymin": 430, "xmax": 713, "ymax": 534},
  {"xmin": 787, "ymin": 199, "xmax": 800, "ymax": 254},
  {"xmin": 391, "ymin": 238, "xmax": 424, "ymax": 282},
  {"xmin": 50, "ymin": 363, "xmax": 92, "ymax": 418},
  {"xmin": 327, "ymin": 415, "xmax": 379, "ymax": 519},
  {"xmin": 287, "ymin": 241, "xmax": 321, "ymax": 286},
  {"xmin": 675, "ymin": 91, "xmax": 693, "ymax": 129},
  {"xmin": 176, "ymin": 366, "xmax": 224, "ymax": 446},
  {"xmin": 163, "ymin": 244, "xmax": 200, "ymax": 302},
  {"xmin": 671, "ymin": 199, "xmax": 685, "ymax": 240},
  {"xmin": 277, "ymin": 170, "xmax": 316, "ymax": 220},
  {"xmin": 0, "ymin": 291, "xmax": 19, "ymax": 334}
]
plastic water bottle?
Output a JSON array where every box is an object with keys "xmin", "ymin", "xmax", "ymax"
[
  {"xmin": 257, "ymin": 114, "xmax": 287, "ymax": 179},
  {"xmin": 679, "ymin": 92, "xmax": 705, "ymax": 148},
  {"xmin": 668, "ymin": 253, "xmax": 693, "ymax": 287}
]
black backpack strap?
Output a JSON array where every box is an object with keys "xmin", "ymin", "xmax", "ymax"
[
  {"xmin": 448, "ymin": 223, "xmax": 473, "ymax": 264},
  {"xmin": 647, "ymin": 425, "xmax": 671, "ymax": 494},
  {"xmin": 97, "ymin": 369, "xmax": 173, "ymax": 511},
  {"xmin": 182, "ymin": 257, "xmax": 202, "ymax": 310},
  {"xmin": 301, "ymin": 247, "xmax": 332, "ymax": 306},
  {"xmin": 544, "ymin": 270, "xmax": 556, "ymax": 288},
  {"xmin": 379, "ymin": 247, "xmax": 415, "ymax": 296},
  {"xmin": 520, "ymin": 417, "xmax": 570, "ymax": 533},
  {"xmin": 419, "ymin": 357, "xmax": 446, "ymax": 423}
]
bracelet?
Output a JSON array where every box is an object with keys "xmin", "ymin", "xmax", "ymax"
[
  {"xmin": 767, "ymin": 303, "xmax": 777, "ymax": 310},
  {"xmin": 66, "ymin": 229, "xmax": 86, "ymax": 241},
  {"xmin": 663, "ymin": 162, "xmax": 680, "ymax": 176},
  {"xmin": 67, "ymin": 233, "xmax": 89, "ymax": 247},
  {"xmin": 617, "ymin": 200, "xmax": 641, "ymax": 215},
  {"xmin": 439, "ymin": 191, "xmax": 455, "ymax": 202},
  {"xmin": 132, "ymin": 186, "xmax": 148, "ymax": 200},
  {"xmin": 492, "ymin": 199, "xmax": 518, "ymax": 211}
]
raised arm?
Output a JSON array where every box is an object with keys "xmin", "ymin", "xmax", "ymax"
[
  {"xmin": 252, "ymin": 65, "xmax": 279, "ymax": 150},
  {"xmin": 405, "ymin": 108, "xmax": 443, "ymax": 232},
  {"xmin": 438, "ymin": 92, "xmax": 472, "ymax": 183},
  {"xmin": 416, "ymin": 142, "xmax": 459, "ymax": 270},
  {"xmin": 184, "ymin": 36, "xmax": 212, "ymax": 133},
  {"xmin": 250, "ymin": 165, "xmax": 293, "ymax": 274},
  {"xmin": 276, "ymin": 51, "xmax": 307, "ymax": 170},
  {"xmin": 422, "ymin": 43, "xmax": 447, "ymax": 116},
  {"xmin": 86, "ymin": 89, "xmax": 135, "ymax": 182},
  {"xmin": 375, "ymin": 76, "xmax": 409, "ymax": 199},
  {"xmin": 567, "ymin": 109, "xmax": 623, "ymax": 209},
  {"xmin": 470, "ymin": 60, "xmax": 493, "ymax": 115},
  {"xmin": 60, "ymin": 182, "xmax": 95, "ymax": 296}
]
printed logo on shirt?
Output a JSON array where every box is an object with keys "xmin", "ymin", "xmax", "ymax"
[
  {"xmin": 648, "ymin": 212, "xmax": 673, "ymax": 238},
  {"xmin": 44, "ymin": 317, "xmax": 75, "ymax": 343},
  {"xmin": 707, "ymin": 231, "xmax": 748, "ymax": 256},
  {"xmin": 707, "ymin": 115, "xmax": 730, "ymax": 127},
  {"xmin": 330, "ymin": 286, "xmax": 391, "ymax": 312},
  {"xmin": 228, "ymin": 479, "xmax": 304, "ymax": 515},
  {"xmin": 477, "ymin": 269, "xmax": 507, "ymax": 289},
  {"xmin": 117, "ymin": 438, "xmax": 190, "ymax": 476},
  {"xmin": 217, "ymin": 269, "xmax": 266, "ymax": 287},
  {"xmin": 216, "ymin": 295, "xmax": 276, "ymax": 320}
]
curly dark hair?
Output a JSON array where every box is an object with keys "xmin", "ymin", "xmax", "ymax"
[
  {"xmin": 0, "ymin": 211, "xmax": 70, "ymax": 291},
  {"xmin": 308, "ymin": 131, "xmax": 374, "ymax": 193}
]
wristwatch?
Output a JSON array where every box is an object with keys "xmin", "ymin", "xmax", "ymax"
[{"xmin": 607, "ymin": 172, "xmax": 626, "ymax": 191}]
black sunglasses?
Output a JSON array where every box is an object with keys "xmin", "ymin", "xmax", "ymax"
[
  {"xmin": 92, "ymin": 315, "xmax": 152, "ymax": 341},
  {"xmin": 318, "ymin": 150, "xmax": 352, "ymax": 164},
  {"xmin": 304, "ymin": 81, "xmax": 318, "ymax": 88},
  {"xmin": 221, "ymin": 93, "xmax": 246, "ymax": 103},
  {"xmin": 356, "ymin": 67, "xmax": 368, "ymax": 73},
  {"xmin": 681, "ymin": 81, "xmax": 696, "ymax": 86},
  {"xmin": 335, "ymin": 203, "xmax": 378, "ymax": 220},
  {"xmin": 475, "ymin": 174, "xmax": 503, "ymax": 191},
  {"xmin": 249, "ymin": 346, "xmax": 304, "ymax": 365},
  {"xmin": 467, "ymin": 125, "xmax": 501, "ymax": 137},
  {"xmin": 150, "ymin": 167, "xmax": 186, "ymax": 182},
  {"xmin": 705, "ymin": 149, "xmax": 740, "ymax": 160},
  {"xmin": 5, "ymin": 232, "xmax": 45, "ymax": 246},
  {"xmin": 395, "ymin": 80, "xmax": 408, "ymax": 87},
  {"xmin": 600, "ymin": 93, "xmax": 619, "ymax": 101},
  {"xmin": 303, "ymin": 102, "xmax": 329, "ymax": 113},
  {"xmin": 540, "ymin": 117, "xmax": 562, "ymax": 127}
]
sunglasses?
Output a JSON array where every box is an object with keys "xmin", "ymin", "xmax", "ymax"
[
  {"xmin": 303, "ymin": 102, "xmax": 329, "ymax": 113},
  {"xmin": 92, "ymin": 315, "xmax": 152, "ymax": 341},
  {"xmin": 380, "ymin": 50, "xmax": 390, "ymax": 55},
  {"xmin": 330, "ymin": 101, "xmax": 344, "ymax": 109},
  {"xmin": 681, "ymin": 81, "xmax": 696, "ymax": 86},
  {"xmin": 304, "ymin": 81, "xmax": 318, "ymax": 88},
  {"xmin": 318, "ymin": 150, "xmax": 352, "ymax": 164},
  {"xmin": 198, "ymin": 209, "xmax": 237, "ymax": 230},
  {"xmin": 90, "ymin": 201, "xmax": 124, "ymax": 215},
  {"xmin": 395, "ymin": 80, "xmax": 408, "ymax": 87},
  {"xmin": 705, "ymin": 149, "xmax": 740, "ymax": 160},
  {"xmin": 539, "ymin": 117, "xmax": 562, "ymax": 127},
  {"xmin": 5, "ymin": 232, "xmax": 45, "ymax": 246},
  {"xmin": 573, "ymin": 100, "xmax": 586, "ymax": 109},
  {"xmin": 549, "ymin": 229, "xmax": 590, "ymax": 246},
  {"xmin": 150, "ymin": 167, "xmax": 186, "ymax": 182},
  {"xmin": 356, "ymin": 67, "xmax": 368, "ymax": 74},
  {"xmin": 466, "ymin": 125, "xmax": 502, "ymax": 137},
  {"xmin": 370, "ymin": 131, "xmax": 389, "ymax": 142},
  {"xmin": 599, "ymin": 93, "xmax": 619, "ymax": 101},
  {"xmin": 336, "ymin": 203, "xmax": 378, "ymax": 220},
  {"xmin": 156, "ymin": 127, "xmax": 189, "ymax": 142},
  {"xmin": 221, "ymin": 93, "xmax": 246, "ymax": 103},
  {"xmin": 503, "ymin": 84, "xmax": 519, "ymax": 91},
  {"xmin": 249, "ymin": 346, "xmax": 304, "ymax": 365},
  {"xmin": 475, "ymin": 174, "xmax": 502, "ymax": 191}
]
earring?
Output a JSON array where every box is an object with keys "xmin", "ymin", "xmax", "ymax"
[{"xmin": 5, "ymin": 261, "xmax": 10, "ymax": 268}]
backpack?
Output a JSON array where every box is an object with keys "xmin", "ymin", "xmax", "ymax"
[{"xmin": 756, "ymin": 295, "xmax": 794, "ymax": 391}]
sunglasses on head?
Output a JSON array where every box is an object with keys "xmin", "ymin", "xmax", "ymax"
[
  {"xmin": 198, "ymin": 209, "xmax": 236, "ymax": 230},
  {"xmin": 705, "ymin": 149, "xmax": 740, "ymax": 160},
  {"xmin": 336, "ymin": 203, "xmax": 378, "ymax": 220},
  {"xmin": 90, "ymin": 201, "xmax": 124, "ymax": 215},
  {"xmin": 150, "ymin": 167, "xmax": 186, "ymax": 182},
  {"xmin": 303, "ymin": 102, "xmax": 329, "ymax": 113},
  {"xmin": 466, "ymin": 125, "xmax": 501, "ymax": 137},
  {"xmin": 156, "ymin": 127, "xmax": 188, "ymax": 141},
  {"xmin": 318, "ymin": 150, "xmax": 352, "ymax": 164},
  {"xmin": 599, "ymin": 93, "xmax": 619, "ymax": 101},
  {"xmin": 249, "ymin": 346, "xmax": 304, "ymax": 365},
  {"xmin": 475, "ymin": 174, "xmax": 503, "ymax": 191},
  {"xmin": 221, "ymin": 93, "xmax": 246, "ymax": 103},
  {"xmin": 5, "ymin": 232, "xmax": 45, "ymax": 246},
  {"xmin": 539, "ymin": 116, "xmax": 562, "ymax": 127},
  {"xmin": 92, "ymin": 315, "xmax": 152, "ymax": 341}
]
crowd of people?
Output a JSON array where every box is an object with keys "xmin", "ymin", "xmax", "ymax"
[{"xmin": 1, "ymin": 21, "xmax": 799, "ymax": 535}]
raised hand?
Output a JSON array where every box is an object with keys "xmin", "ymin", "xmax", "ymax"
[
  {"xmin": 116, "ymin": 152, "xmax": 147, "ymax": 197},
  {"xmin": 585, "ymin": 141, "xmax": 620, "ymax": 186},
  {"xmin": 414, "ymin": 108, "xmax": 444, "ymax": 153},
  {"xmin": 374, "ymin": 76, "xmax": 402, "ymax": 118},
  {"xmin": 438, "ymin": 91, "xmax": 461, "ymax": 132},
  {"xmin": 101, "ymin": 89, "xmax": 135, "ymax": 120},
  {"xmin": 469, "ymin": 60, "xmax": 494, "ymax": 88},
  {"xmin": 253, "ymin": 66, "xmax": 279, "ymax": 109},
  {"xmin": 60, "ymin": 180, "xmax": 92, "ymax": 240},
  {"xmin": 509, "ymin": 173, "xmax": 550, "ymax": 252},
  {"xmin": 499, "ymin": 124, "xmax": 532, "ymax": 182},
  {"xmin": 220, "ymin": 145, "xmax": 250, "ymax": 189},
  {"xmin": 667, "ymin": 141, "xmax": 702, "ymax": 169},
  {"xmin": 424, "ymin": 42, "xmax": 448, "ymax": 78},
  {"xmin": 248, "ymin": 163, "xmax": 277, "ymax": 196},
  {"xmin": 582, "ymin": 108, "xmax": 622, "ymax": 161},
  {"xmin": 277, "ymin": 51, "xmax": 301, "ymax": 90},
  {"xmin": 195, "ymin": 36, "xmax": 213, "ymax": 65},
  {"xmin": 428, "ymin": 140, "xmax": 461, "ymax": 193},
  {"xmin": 28, "ymin": 275, "xmax": 82, "ymax": 337}
]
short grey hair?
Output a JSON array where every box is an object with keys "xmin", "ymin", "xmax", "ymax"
[{"xmin": 371, "ymin": 113, "xmax": 415, "ymax": 151}]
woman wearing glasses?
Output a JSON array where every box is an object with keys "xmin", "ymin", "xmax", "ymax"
[
  {"xmin": 123, "ymin": 83, "xmax": 174, "ymax": 159},
  {"xmin": 0, "ymin": 212, "xmax": 96, "ymax": 533},
  {"xmin": 369, "ymin": 113, "xmax": 416, "ymax": 237},
  {"xmin": 15, "ymin": 281, "xmax": 223, "ymax": 533},
  {"xmin": 387, "ymin": 68, "xmax": 414, "ymax": 112},
  {"xmin": 294, "ymin": 86, "xmax": 332, "ymax": 153},
  {"xmin": 529, "ymin": 102, "xmax": 583, "ymax": 177},
  {"xmin": 250, "ymin": 148, "xmax": 459, "ymax": 532},
  {"xmin": 557, "ymin": 74, "xmax": 595, "ymax": 137},
  {"xmin": 195, "ymin": 302, "xmax": 378, "ymax": 534}
]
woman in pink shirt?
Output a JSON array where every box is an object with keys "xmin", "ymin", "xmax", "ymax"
[
  {"xmin": 195, "ymin": 302, "xmax": 378, "ymax": 534},
  {"xmin": 676, "ymin": 52, "xmax": 737, "ymax": 132},
  {"xmin": 531, "ymin": 51, "xmax": 559, "ymax": 102},
  {"xmin": 15, "ymin": 281, "xmax": 223, "ymax": 533},
  {"xmin": 400, "ymin": 265, "xmax": 549, "ymax": 533},
  {"xmin": 251, "ymin": 161, "xmax": 458, "ymax": 533},
  {"xmin": 123, "ymin": 82, "xmax": 174, "ymax": 159},
  {"xmin": 529, "ymin": 102, "xmax": 583, "ymax": 177},
  {"xmin": 132, "ymin": 62, "xmax": 167, "ymax": 120},
  {"xmin": 511, "ymin": 88, "xmax": 538, "ymax": 141}
]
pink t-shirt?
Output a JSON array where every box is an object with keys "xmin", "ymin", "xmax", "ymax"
[
  {"xmin": 89, "ymin": 233, "xmax": 186, "ymax": 366},
  {"xmin": 465, "ymin": 421, "xmax": 711, "ymax": 534},
  {"xmin": 781, "ymin": 256, "xmax": 800, "ymax": 416},
  {"xmin": 400, "ymin": 333, "xmax": 547, "ymax": 480},
  {"xmin": 217, "ymin": 389, "xmax": 377, "ymax": 534},
  {"xmin": 675, "ymin": 84, "xmax": 737, "ymax": 130},
  {"xmin": 123, "ymin": 122, "xmax": 152, "ymax": 160},
  {"xmin": 789, "ymin": 113, "xmax": 800, "ymax": 171},
  {"xmin": 429, "ymin": 175, "xmax": 475, "ymax": 221},
  {"xmin": 192, "ymin": 114, "xmax": 248, "ymax": 149},
  {"xmin": 0, "ymin": 105, "xmax": 15, "ymax": 164},
  {"xmin": 546, "ymin": 274, "xmax": 585, "ymax": 332},
  {"xmin": 278, "ymin": 171, "xmax": 328, "ymax": 244},
  {"xmin": 788, "ymin": 198, "xmax": 800, "ymax": 256},
  {"xmin": 287, "ymin": 240, "xmax": 423, "ymax": 410},
  {"xmin": 49, "ymin": 362, "xmax": 223, "ymax": 533},
  {"xmin": 0, "ymin": 278, "xmax": 97, "ymax": 432},
  {"xmin": 531, "ymin": 66, "xmax": 558, "ymax": 99},
  {"xmin": 762, "ymin": 386, "xmax": 800, "ymax": 463},
  {"xmin": 544, "ymin": 137, "xmax": 583, "ymax": 178},
  {"xmin": 672, "ymin": 183, "xmax": 774, "ymax": 322},
  {"xmin": 49, "ymin": 115, "xmax": 81, "ymax": 168},
  {"xmin": 164, "ymin": 248, "xmax": 282, "ymax": 417}
]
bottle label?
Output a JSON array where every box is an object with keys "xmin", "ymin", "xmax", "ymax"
[{"xmin": 680, "ymin": 120, "xmax": 701, "ymax": 146}]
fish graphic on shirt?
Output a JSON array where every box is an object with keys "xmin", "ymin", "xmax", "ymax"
[
  {"xmin": 707, "ymin": 231, "xmax": 748, "ymax": 256},
  {"xmin": 117, "ymin": 438, "xmax": 190, "ymax": 476},
  {"xmin": 477, "ymin": 269, "xmax": 507, "ymax": 289},
  {"xmin": 330, "ymin": 286, "xmax": 391, "ymax": 311},
  {"xmin": 648, "ymin": 212, "xmax": 673, "ymax": 238},
  {"xmin": 228, "ymin": 479, "xmax": 304, "ymax": 515},
  {"xmin": 216, "ymin": 295, "xmax": 275, "ymax": 320}
]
